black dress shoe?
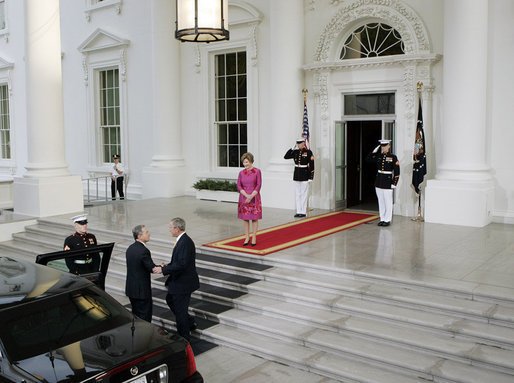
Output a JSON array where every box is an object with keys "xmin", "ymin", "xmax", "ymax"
[
  {"xmin": 190, "ymin": 322, "xmax": 198, "ymax": 331},
  {"xmin": 383, "ymin": 222, "xmax": 390, "ymax": 226},
  {"xmin": 294, "ymin": 213, "xmax": 302, "ymax": 217},
  {"xmin": 378, "ymin": 221, "xmax": 384, "ymax": 226}
]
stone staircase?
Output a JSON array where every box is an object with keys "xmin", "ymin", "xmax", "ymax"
[{"xmin": 2, "ymin": 219, "xmax": 514, "ymax": 383}]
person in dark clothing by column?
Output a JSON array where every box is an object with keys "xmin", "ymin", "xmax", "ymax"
[{"xmin": 125, "ymin": 225, "xmax": 157, "ymax": 322}]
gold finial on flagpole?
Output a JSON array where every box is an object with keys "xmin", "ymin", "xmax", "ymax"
[
  {"xmin": 302, "ymin": 88, "xmax": 308, "ymax": 101},
  {"xmin": 417, "ymin": 81, "xmax": 423, "ymax": 92}
]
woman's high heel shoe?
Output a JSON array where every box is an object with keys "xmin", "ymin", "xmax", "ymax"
[
  {"xmin": 251, "ymin": 236, "xmax": 257, "ymax": 246},
  {"xmin": 243, "ymin": 237, "xmax": 250, "ymax": 246}
]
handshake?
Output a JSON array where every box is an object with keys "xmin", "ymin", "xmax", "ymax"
[{"xmin": 152, "ymin": 263, "xmax": 167, "ymax": 274}]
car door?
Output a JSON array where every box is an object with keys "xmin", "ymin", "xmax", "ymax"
[{"xmin": 35, "ymin": 243, "xmax": 115, "ymax": 290}]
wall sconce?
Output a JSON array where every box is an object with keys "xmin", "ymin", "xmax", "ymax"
[{"xmin": 175, "ymin": 0, "xmax": 229, "ymax": 42}]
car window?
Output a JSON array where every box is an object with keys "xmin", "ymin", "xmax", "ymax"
[{"xmin": 0, "ymin": 286, "xmax": 132, "ymax": 362}]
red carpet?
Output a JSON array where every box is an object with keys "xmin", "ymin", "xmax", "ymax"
[{"xmin": 203, "ymin": 211, "xmax": 378, "ymax": 256}]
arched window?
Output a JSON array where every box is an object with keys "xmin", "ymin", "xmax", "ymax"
[{"xmin": 340, "ymin": 23, "xmax": 404, "ymax": 60}]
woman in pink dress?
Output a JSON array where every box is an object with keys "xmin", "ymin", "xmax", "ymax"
[{"xmin": 237, "ymin": 152, "xmax": 262, "ymax": 246}]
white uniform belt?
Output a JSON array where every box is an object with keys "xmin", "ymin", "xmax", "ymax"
[
  {"xmin": 74, "ymin": 259, "xmax": 91, "ymax": 264},
  {"xmin": 295, "ymin": 165, "xmax": 308, "ymax": 168},
  {"xmin": 378, "ymin": 170, "xmax": 393, "ymax": 174}
]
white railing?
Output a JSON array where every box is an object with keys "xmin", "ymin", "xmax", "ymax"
[{"xmin": 83, "ymin": 175, "xmax": 111, "ymax": 203}]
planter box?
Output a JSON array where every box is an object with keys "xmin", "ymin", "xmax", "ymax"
[{"xmin": 195, "ymin": 189, "xmax": 239, "ymax": 203}]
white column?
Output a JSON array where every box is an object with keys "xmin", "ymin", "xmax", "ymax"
[
  {"xmin": 14, "ymin": 0, "xmax": 83, "ymax": 217},
  {"xmin": 262, "ymin": 0, "xmax": 304, "ymax": 210},
  {"xmin": 142, "ymin": 0, "xmax": 186, "ymax": 198},
  {"xmin": 425, "ymin": 0, "xmax": 493, "ymax": 227}
]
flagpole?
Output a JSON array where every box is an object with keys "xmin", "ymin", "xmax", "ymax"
[
  {"xmin": 302, "ymin": 88, "xmax": 313, "ymax": 212},
  {"xmin": 412, "ymin": 81, "xmax": 425, "ymax": 222}
]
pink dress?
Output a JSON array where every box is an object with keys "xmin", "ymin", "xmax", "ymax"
[{"xmin": 237, "ymin": 167, "xmax": 262, "ymax": 220}]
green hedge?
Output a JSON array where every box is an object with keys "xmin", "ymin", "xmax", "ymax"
[{"xmin": 193, "ymin": 179, "xmax": 238, "ymax": 192}]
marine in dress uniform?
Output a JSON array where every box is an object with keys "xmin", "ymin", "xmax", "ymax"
[
  {"xmin": 63, "ymin": 214, "xmax": 100, "ymax": 274},
  {"xmin": 284, "ymin": 138, "xmax": 315, "ymax": 217},
  {"xmin": 366, "ymin": 139, "xmax": 400, "ymax": 226}
]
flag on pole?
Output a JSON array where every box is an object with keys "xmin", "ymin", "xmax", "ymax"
[
  {"xmin": 412, "ymin": 97, "xmax": 427, "ymax": 194},
  {"xmin": 302, "ymin": 96, "xmax": 310, "ymax": 149}
]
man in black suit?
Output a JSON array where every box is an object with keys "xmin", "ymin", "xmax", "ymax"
[
  {"xmin": 125, "ymin": 225, "xmax": 157, "ymax": 322},
  {"xmin": 153, "ymin": 217, "xmax": 199, "ymax": 342}
]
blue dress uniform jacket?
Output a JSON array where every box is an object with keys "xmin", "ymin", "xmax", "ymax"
[
  {"xmin": 367, "ymin": 151, "xmax": 400, "ymax": 189},
  {"xmin": 63, "ymin": 232, "xmax": 99, "ymax": 274},
  {"xmin": 284, "ymin": 148, "xmax": 315, "ymax": 181}
]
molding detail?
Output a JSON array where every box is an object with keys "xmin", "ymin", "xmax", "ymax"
[
  {"xmin": 78, "ymin": 28, "xmax": 129, "ymax": 53},
  {"xmin": 315, "ymin": 0, "xmax": 431, "ymax": 63},
  {"xmin": 85, "ymin": 0, "xmax": 123, "ymax": 22},
  {"xmin": 194, "ymin": 45, "xmax": 201, "ymax": 73},
  {"xmin": 120, "ymin": 49, "xmax": 127, "ymax": 81},
  {"xmin": 0, "ymin": 56, "xmax": 14, "ymax": 70},
  {"xmin": 82, "ymin": 56, "xmax": 89, "ymax": 86},
  {"xmin": 249, "ymin": 23, "xmax": 258, "ymax": 66}
]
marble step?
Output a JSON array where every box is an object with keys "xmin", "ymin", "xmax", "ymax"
[
  {"xmin": 102, "ymin": 267, "xmax": 514, "ymax": 376},
  {"xmin": 200, "ymin": 246, "xmax": 514, "ymax": 307},
  {"xmin": 147, "ymin": 289, "xmax": 514, "ymax": 382},
  {"xmin": 197, "ymin": 323, "xmax": 514, "ymax": 383},
  {"xmin": 102, "ymin": 252, "xmax": 514, "ymax": 354}
]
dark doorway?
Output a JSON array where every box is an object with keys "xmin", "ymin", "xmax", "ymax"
[{"xmin": 346, "ymin": 121, "xmax": 381, "ymax": 210}]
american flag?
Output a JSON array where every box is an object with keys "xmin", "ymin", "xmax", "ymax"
[
  {"xmin": 412, "ymin": 97, "xmax": 427, "ymax": 194},
  {"xmin": 302, "ymin": 97, "xmax": 310, "ymax": 149}
]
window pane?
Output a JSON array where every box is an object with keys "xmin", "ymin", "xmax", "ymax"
[
  {"xmin": 238, "ymin": 99, "xmax": 247, "ymax": 121},
  {"xmin": 217, "ymin": 100, "xmax": 226, "ymax": 121},
  {"xmin": 218, "ymin": 145, "xmax": 227, "ymax": 167},
  {"xmin": 344, "ymin": 93, "xmax": 395, "ymax": 115},
  {"xmin": 216, "ymin": 77, "xmax": 225, "ymax": 99},
  {"xmin": 237, "ymin": 51, "xmax": 246, "ymax": 74},
  {"xmin": 228, "ymin": 145, "xmax": 239, "ymax": 167},
  {"xmin": 237, "ymin": 76, "xmax": 246, "ymax": 98},
  {"xmin": 240, "ymin": 124, "xmax": 247, "ymax": 145},
  {"xmin": 218, "ymin": 124, "xmax": 227, "ymax": 144},
  {"xmin": 228, "ymin": 124, "xmax": 239, "ymax": 144},
  {"xmin": 216, "ymin": 55, "xmax": 225, "ymax": 76},
  {"xmin": 226, "ymin": 76, "xmax": 236, "ymax": 98},
  {"xmin": 227, "ymin": 100, "xmax": 237, "ymax": 121},
  {"xmin": 226, "ymin": 53, "xmax": 236, "ymax": 75}
]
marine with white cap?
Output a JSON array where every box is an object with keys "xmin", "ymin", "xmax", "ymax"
[
  {"xmin": 63, "ymin": 214, "xmax": 99, "ymax": 274},
  {"xmin": 366, "ymin": 139, "xmax": 400, "ymax": 226},
  {"xmin": 284, "ymin": 137, "xmax": 315, "ymax": 218}
]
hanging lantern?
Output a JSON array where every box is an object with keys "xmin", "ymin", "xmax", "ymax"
[{"xmin": 175, "ymin": 0, "xmax": 229, "ymax": 43}]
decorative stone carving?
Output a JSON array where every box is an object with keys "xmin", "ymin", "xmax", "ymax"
[
  {"xmin": 315, "ymin": 0, "xmax": 431, "ymax": 63},
  {"xmin": 194, "ymin": 45, "xmax": 201, "ymax": 73},
  {"xmin": 120, "ymin": 49, "xmax": 127, "ymax": 81},
  {"xmin": 249, "ymin": 23, "xmax": 259, "ymax": 66},
  {"xmin": 82, "ymin": 57, "xmax": 89, "ymax": 86}
]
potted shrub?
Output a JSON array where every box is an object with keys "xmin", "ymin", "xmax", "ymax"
[{"xmin": 193, "ymin": 179, "xmax": 239, "ymax": 203}]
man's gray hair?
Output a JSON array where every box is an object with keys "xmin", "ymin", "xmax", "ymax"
[
  {"xmin": 132, "ymin": 224, "xmax": 146, "ymax": 240},
  {"xmin": 170, "ymin": 217, "xmax": 186, "ymax": 232}
]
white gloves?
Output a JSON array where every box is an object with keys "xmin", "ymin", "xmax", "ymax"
[
  {"xmin": 373, "ymin": 145, "xmax": 380, "ymax": 153},
  {"xmin": 391, "ymin": 184, "xmax": 396, "ymax": 189}
]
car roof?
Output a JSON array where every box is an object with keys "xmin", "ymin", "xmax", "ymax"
[{"xmin": 0, "ymin": 256, "xmax": 92, "ymax": 310}]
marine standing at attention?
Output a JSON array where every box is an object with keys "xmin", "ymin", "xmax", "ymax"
[
  {"xmin": 366, "ymin": 139, "xmax": 400, "ymax": 226},
  {"xmin": 284, "ymin": 137, "xmax": 315, "ymax": 218},
  {"xmin": 63, "ymin": 214, "xmax": 99, "ymax": 274}
]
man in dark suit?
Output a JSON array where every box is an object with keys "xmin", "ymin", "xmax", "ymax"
[
  {"xmin": 125, "ymin": 225, "xmax": 157, "ymax": 322},
  {"xmin": 153, "ymin": 217, "xmax": 199, "ymax": 342}
]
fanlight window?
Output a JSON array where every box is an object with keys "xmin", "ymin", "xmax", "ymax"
[{"xmin": 340, "ymin": 23, "xmax": 404, "ymax": 60}]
